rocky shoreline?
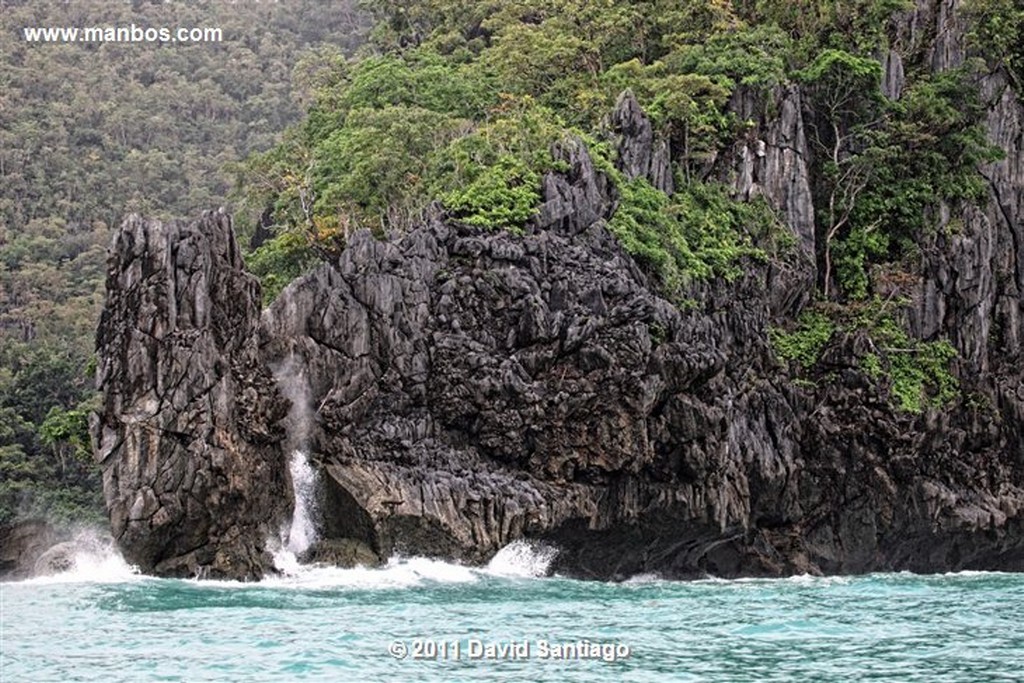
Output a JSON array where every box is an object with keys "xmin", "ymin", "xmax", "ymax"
[
  {"xmin": 79, "ymin": 0, "xmax": 1024, "ymax": 582},
  {"xmin": 86, "ymin": 83, "xmax": 1024, "ymax": 580}
]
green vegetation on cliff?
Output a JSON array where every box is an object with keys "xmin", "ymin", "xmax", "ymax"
[
  {"xmin": 240, "ymin": 1, "xmax": 1000, "ymax": 303},
  {"xmin": 239, "ymin": 0, "xmax": 1006, "ymax": 413},
  {"xmin": 238, "ymin": 1, "xmax": 795, "ymax": 250},
  {"xmin": 964, "ymin": 0, "xmax": 1024, "ymax": 88},
  {"xmin": 771, "ymin": 301, "xmax": 959, "ymax": 413},
  {"xmin": 607, "ymin": 177, "xmax": 772, "ymax": 293}
]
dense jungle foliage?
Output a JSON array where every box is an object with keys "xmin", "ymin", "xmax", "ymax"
[{"xmin": 2, "ymin": 0, "xmax": 1018, "ymax": 525}]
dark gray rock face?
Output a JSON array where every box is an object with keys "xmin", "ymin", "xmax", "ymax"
[
  {"xmin": 261, "ymin": 216, "xmax": 668, "ymax": 565},
  {"xmin": 94, "ymin": 2, "xmax": 1024, "ymax": 580},
  {"xmin": 253, "ymin": 93, "xmax": 1023, "ymax": 579},
  {"xmin": 93, "ymin": 212, "xmax": 289, "ymax": 579},
  {"xmin": 893, "ymin": 0, "xmax": 1024, "ymax": 478},
  {"xmin": 255, "ymin": 170, "xmax": 1024, "ymax": 577},
  {"xmin": 536, "ymin": 136, "xmax": 618, "ymax": 234},
  {"xmin": 299, "ymin": 538, "xmax": 380, "ymax": 568},
  {"xmin": 608, "ymin": 90, "xmax": 674, "ymax": 195},
  {"xmin": 721, "ymin": 85, "xmax": 817, "ymax": 254}
]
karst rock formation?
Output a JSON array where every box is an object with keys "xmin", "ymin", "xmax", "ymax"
[{"xmin": 94, "ymin": 0, "xmax": 1024, "ymax": 580}]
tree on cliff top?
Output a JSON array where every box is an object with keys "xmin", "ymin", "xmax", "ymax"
[{"xmin": 240, "ymin": 0, "xmax": 998, "ymax": 304}]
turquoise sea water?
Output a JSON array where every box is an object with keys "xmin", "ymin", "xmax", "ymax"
[{"xmin": 2, "ymin": 548, "xmax": 1022, "ymax": 682}]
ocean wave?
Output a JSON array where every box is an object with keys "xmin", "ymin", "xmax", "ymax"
[
  {"xmin": 12, "ymin": 547, "xmax": 141, "ymax": 586},
  {"xmin": 259, "ymin": 554, "xmax": 481, "ymax": 590},
  {"xmin": 6, "ymin": 537, "xmax": 560, "ymax": 589},
  {"xmin": 483, "ymin": 540, "xmax": 558, "ymax": 578},
  {"xmin": 256, "ymin": 539, "xmax": 558, "ymax": 590}
]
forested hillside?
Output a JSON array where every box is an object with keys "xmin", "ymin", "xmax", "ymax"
[{"xmin": 0, "ymin": 0, "xmax": 367, "ymax": 524}]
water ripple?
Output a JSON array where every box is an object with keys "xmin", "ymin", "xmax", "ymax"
[{"xmin": 3, "ymin": 569, "xmax": 1022, "ymax": 682}]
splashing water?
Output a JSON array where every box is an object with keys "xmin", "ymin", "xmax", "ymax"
[
  {"xmin": 271, "ymin": 353, "xmax": 312, "ymax": 451},
  {"xmin": 24, "ymin": 551, "xmax": 140, "ymax": 585},
  {"xmin": 485, "ymin": 540, "xmax": 558, "ymax": 577},
  {"xmin": 16, "ymin": 531, "xmax": 140, "ymax": 585},
  {"xmin": 224, "ymin": 542, "xmax": 555, "ymax": 590},
  {"xmin": 284, "ymin": 450, "xmax": 319, "ymax": 557},
  {"xmin": 269, "ymin": 352, "xmax": 320, "ymax": 574},
  {"xmin": 258, "ymin": 556, "xmax": 481, "ymax": 590}
]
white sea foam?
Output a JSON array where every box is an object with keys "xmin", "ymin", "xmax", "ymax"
[
  {"xmin": 624, "ymin": 572, "xmax": 664, "ymax": 584},
  {"xmin": 258, "ymin": 540, "xmax": 558, "ymax": 589},
  {"xmin": 43, "ymin": 550, "xmax": 140, "ymax": 584},
  {"xmin": 271, "ymin": 546, "xmax": 303, "ymax": 576},
  {"xmin": 13, "ymin": 538, "xmax": 140, "ymax": 585},
  {"xmin": 696, "ymin": 573, "xmax": 853, "ymax": 586},
  {"xmin": 782, "ymin": 573, "xmax": 852, "ymax": 586},
  {"xmin": 938, "ymin": 570, "xmax": 1013, "ymax": 578},
  {"xmin": 259, "ymin": 555, "xmax": 480, "ymax": 590},
  {"xmin": 484, "ymin": 540, "xmax": 558, "ymax": 578}
]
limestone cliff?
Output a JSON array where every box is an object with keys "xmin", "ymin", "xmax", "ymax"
[
  {"xmin": 256, "ymin": 103, "xmax": 1023, "ymax": 577},
  {"xmin": 93, "ymin": 1, "xmax": 1024, "ymax": 580},
  {"xmin": 93, "ymin": 212, "xmax": 289, "ymax": 579}
]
